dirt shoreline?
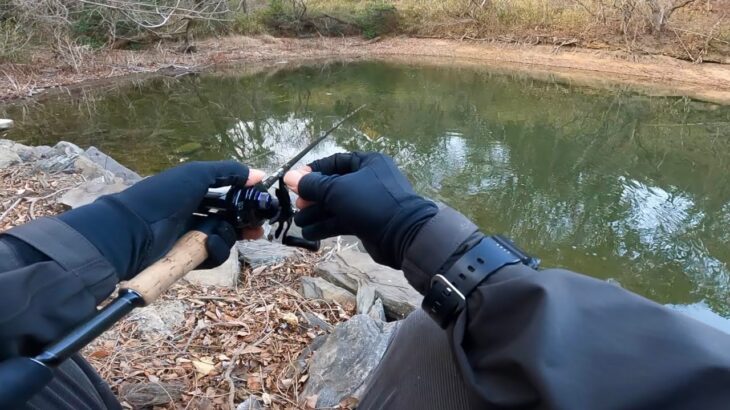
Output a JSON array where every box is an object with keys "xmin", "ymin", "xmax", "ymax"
[{"xmin": 2, "ymin": 36, "xmax": 730, "ymax": 105}]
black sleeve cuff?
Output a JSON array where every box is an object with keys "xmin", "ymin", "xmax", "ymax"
[
  {"xmin": 401, "ymin": 206, "xmax": 482, "ymax": 294},
  {"xmin": 3, "ymin": 218, "xmax": 118, "ymax": 304}
]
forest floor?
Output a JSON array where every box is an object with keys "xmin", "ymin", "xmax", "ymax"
[
  {"xmin": 1, "ymin": 35, "xmax": 729, "ymax": 105},
  {"xmin": 0, "ymin": 162, "xmax": 354, "ymax": 409}
]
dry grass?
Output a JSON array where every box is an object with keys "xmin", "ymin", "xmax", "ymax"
[{"xmin": 303, "ymin": 0, "xmax": 729, "ymax": 60}]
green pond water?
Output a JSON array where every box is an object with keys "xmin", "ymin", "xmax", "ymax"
[{"xmin": 3, "ymin": 60, "xmax": 730, "ymax": 327}]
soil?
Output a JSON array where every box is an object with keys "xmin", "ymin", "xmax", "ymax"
[{"xmin": 1, "ymin": 35, "xmax": 729, "ymax": 105}]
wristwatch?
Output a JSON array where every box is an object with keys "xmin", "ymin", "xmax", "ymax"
[{"xmin": 422, "ymin": 235, "xmax": 539, "ymax": 328}]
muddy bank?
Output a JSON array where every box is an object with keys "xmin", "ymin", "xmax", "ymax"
[{"xmin": 2, "ymin": 36, "xmax": 729, "ymax": 105}]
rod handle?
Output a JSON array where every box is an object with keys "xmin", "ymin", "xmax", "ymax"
[{"xmin": 120, "ymin": 230, "xmax": 208, "ymax": 305}]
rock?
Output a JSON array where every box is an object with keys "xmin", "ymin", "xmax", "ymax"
[
  {"xmin": 236, "ymin": 396, "xmax": 263, "ymax": 410},
  {"xmin": 237, "ymin": 239, "xmax": 296, "ymax": 267},
  {"xmin": 119, "ymin": 382, "xmax": 184, "ymax": 407},
  {"xmin": 54, "ymin": 141, "xmax": 84, "ymax": 157},
  {"xmin": 85, "ymin": 146, "xmax": 142, "ymax": 183},
  {"xmin": 292, "ymin": 333, "xmax": 328, "ymax": 375},
  {"xmin": 0, "ymin": 146, "xmax": 21, "ymax": 168},
  {"xmin": 320, "ymin": 235, "xmax": 364, "ymax": 252},
  {"xmin": 357, "ymin": 285, "xmax": 386, "ymax": 322},
  {"xmin": 301, "ymin": 315, "xmax": 397, "ymax": 407},
  {"xmin": 0, "ymin": 140, "xmax": 31, "ymax": 162},
  {"xmin": 30, "ymin": 145, "xmax": 56, "ymax": 161},
  {"xmin": 316, "ymin": 249, "xmax": 422, "ymax": 319},
  {"xmin": 36, "ymin": 153, "xmax": 76, "ymax": 173},
  {"xmin": 303, "ymin": 312, "xmax": 333, "ymax": 332},
  {"xmin": 128, "ymin": 300, "xmax": 186, "ymax": 337},
  {"xmin": 185, "ymin": 248, "xmax": 239, "ymax": 287},
  {"xmin": 0, "ymin": 119, "xmax": 13, "ymax": 130},
  {"xmin": 73, "ymin": 155, "xmax": 116, "ymax": 181},
  {"xmin": 58, "ymin": 180, "xmax": 130, "ymax": 208},
  {"xmin": 368, "ymin": 298, "xmax": 386, "ymax": 322},
  {"xmin": 301, "ymin": 276, "xmax": 356, "ymax": 309},
  {"xmin": 35, "ymin": 141, "xmax": 84, "ymax": 172},
  {"xmin": 356, "ymin": 285, "xmax": 376, "ymax": 314}
]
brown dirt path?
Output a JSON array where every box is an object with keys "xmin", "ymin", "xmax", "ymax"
[{"xmin": 2, "ymin": 36, "xmax": 729, "ymax": 104}]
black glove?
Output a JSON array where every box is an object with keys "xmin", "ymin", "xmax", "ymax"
[
  {"xmin": 58, "ymin": 161, "xmax": 254, "ymax": 280},
  {"xmin": 288, "ymin": 152, "xmax": 438, "ymax": 269}
]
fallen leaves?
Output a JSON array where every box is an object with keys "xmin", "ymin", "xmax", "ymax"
[
  {"xmin": 1, "ymin": 162, "xmax": 357, "ymax": 409},
  {"xmin": 0, "ymin": 163, "xmax": 83, "ymax": 231},
  {"xmin": 280, "ymin": 312, "xmax": 299, "ymax": 327},
  {"xmin": 192, "ymin": 357, "xmax": 217, "ymax": 377}
]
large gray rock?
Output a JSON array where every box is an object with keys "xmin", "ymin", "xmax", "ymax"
[
  {"xmin": 85, "ymin": 146, "xmax": 142, "ymax": 183},
  {"xmin": 54, "ymin": 141, "xmax": 84, "ymax": 157},
  {"xmin": 357, "ymin": 285, "xmax": 386, "ymax": 322},
  {"xmin": 58, "ymin": 180, "xmax": 129, "ymax": 208},
  {"xmin": 73, "ymin": 155, "xmax": 116, "ymax": 181},
  {"xmin": 0, "ymin": 146, "xmax": 21, "ymax": 168},
  {"xmin": 0, "ymin": 140, "xmax": 29, "ymax": 163},
  {"xmin": 128, "ymin": 300, "xmax": 186, "ymax": 337},
  {"xmin": 185, "ymin": 248, "xmax": 240, "ymax": 287},
  {"xmin": 316, "ymin": 249, "xmax": 422, "ymax": 319},
  {"xmin": 36, "ymin": 154, "xmax": 76, "ymax": 173},
  {"xmin": 35, "ymin": 142, "xmax": 81, "ymax": 172},
  {"xmin": 237, "ymin": 239, "xmax": 296, "ymax": 267},
  {"xmin": 301, "ymin": 315, "xmax": 396, "ymax": 408},
  {"xmin": 301, "ymin": 276, "xmax": 356, "ymax": 309}
]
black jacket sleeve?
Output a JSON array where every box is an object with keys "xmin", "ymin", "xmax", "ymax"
[
  {"xmin": 0, "ymin": 218, "xmax": 118, "ymax": 359},
  {"xmin": 402, "ymin": 206, "xmax": 730, "ymax": 409}
]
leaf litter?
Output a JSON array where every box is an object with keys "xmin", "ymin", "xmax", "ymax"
[{"xmin": 1, "ymin": 163, "xmax": 354, "ymax": 409}]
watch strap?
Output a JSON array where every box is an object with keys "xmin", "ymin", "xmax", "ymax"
[{"xmin": 422, "ymin": 236, "xmax": 523, "ymax": 328}]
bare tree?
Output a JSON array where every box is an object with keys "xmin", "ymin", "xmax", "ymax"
[{"xmin": 645, "ymin": 0, "xmax": 698, "ymax": 33}]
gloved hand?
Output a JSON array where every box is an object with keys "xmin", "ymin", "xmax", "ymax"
[
  {"xmin": 284, "ymin": 152, "xmax": 438, "ymax": 269},
  {"xmin": 58, "ymin": 161, "xmax": 265, "ymax": 280}
]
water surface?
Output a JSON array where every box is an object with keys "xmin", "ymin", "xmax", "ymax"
[{"xmin": 4, "ymin": 60, "xmax": 730, "ymax": 326}]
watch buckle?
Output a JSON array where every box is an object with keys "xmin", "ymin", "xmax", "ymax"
[{"xmin": 431, "ymin": 274, "xmax": 466, "ymax": 302}]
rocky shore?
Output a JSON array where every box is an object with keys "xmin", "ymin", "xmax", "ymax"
[{"xmin": 0, "ymin": 139, "xmax": 419, "ymax": 409}]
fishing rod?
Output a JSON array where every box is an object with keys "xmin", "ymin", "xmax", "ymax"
[
  {"xmin": 0, "ymin": 104, "xmax": 366, "ymax": 408},
  {"xmin": 199, "ymin": 104, "xmax": 366, "ymax": 249}
]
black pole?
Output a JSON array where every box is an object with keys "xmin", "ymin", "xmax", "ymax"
[
  {"xmin": 262, "ymin": 104, "xmax": 367, "ymax": 187},
  {"xmin": 0, "ymin": 290, "xmax": 145, "ymax": 407},
  {"xmin": 35, "ymin": 290, "xmax": 145, "ymax": 367}
]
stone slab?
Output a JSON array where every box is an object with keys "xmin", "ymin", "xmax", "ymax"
[
  {"xmin": 301, "ymin": 276, "xmax": 356, "ymax": 309},
  {"xmin": 85, "ymin": 146, "xmax": 142, "ymax": 183},
  {"xmin": 237, "ymin": 239, "xmax": 297, "ymax": 267},
  {"xmin": 59, "ymin": 180, "xmax": 130, "ymax": 208},
  {"xmin": 315, "ymin": 249, "xmax": 422, "ymax": 319},
  {"xmin": 185, "ymin": 248, "xmax": 240, "ymax": 287},
  {"xmin": 301, "ymin": 315, "xmax": 396, "ymax": 408}
]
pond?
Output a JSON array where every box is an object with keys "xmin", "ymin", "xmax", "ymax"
[{"xmin": 3, "ymin": 60, "xmax": 730, "ymax": 327}]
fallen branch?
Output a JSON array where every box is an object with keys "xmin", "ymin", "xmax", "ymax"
[{"xmin": 0, "ymin": 198, "xmax": 23, "ymax": 225}]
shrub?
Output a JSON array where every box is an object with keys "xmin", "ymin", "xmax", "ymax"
[
  {"xmin": 0, "ymin": 18, "xmax": 30, "ymax": 62},
  {"xmin": 357, "ymin": 2, "xmax": 398, "ymax": 39},
  {"xmin": 233, "ymin": 10, "xmax": 269, "ymax": 34}
]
